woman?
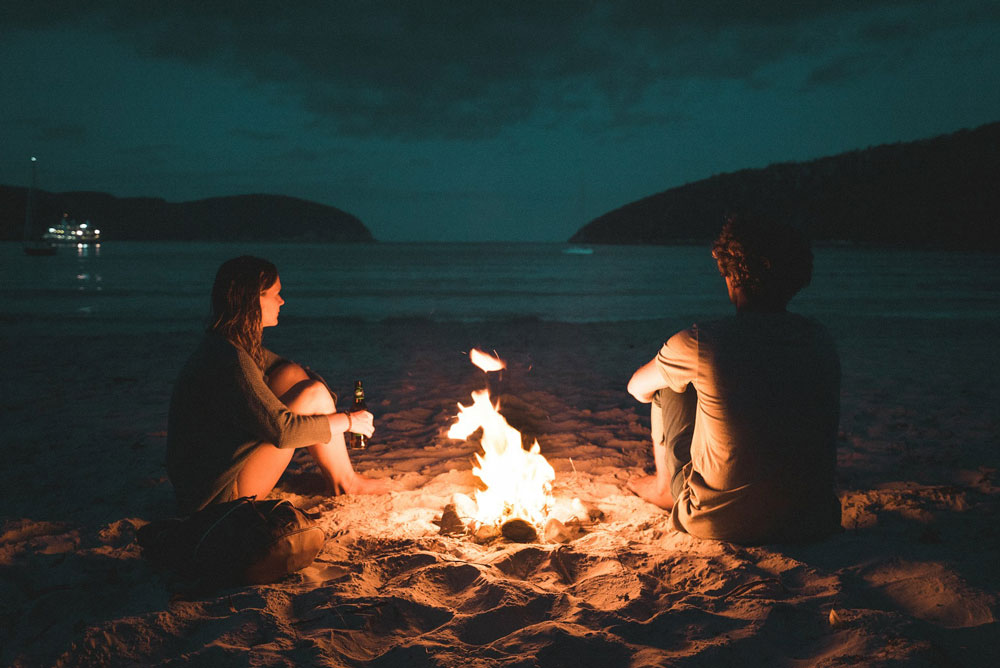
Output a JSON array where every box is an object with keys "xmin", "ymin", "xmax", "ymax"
[{"xmin": 167, "ymin": 255, "xmax": 386, "ymax": 514}]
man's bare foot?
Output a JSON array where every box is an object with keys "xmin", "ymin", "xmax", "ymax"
[
  {"xmin": 627, "ymin": 474, "xmax": 675, "ymax": 509},
  {"xmin": 339, "ymin": 473, "xmax": 392, "ymax": 496}
]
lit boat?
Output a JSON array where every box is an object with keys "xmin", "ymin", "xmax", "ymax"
[{"xmin": 43, "ymin": 214, "xmax": 101, "ymax": 244}]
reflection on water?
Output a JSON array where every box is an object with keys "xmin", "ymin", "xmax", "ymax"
[
  {"xmin": 74, "ymin": 270, "xmax": 102, "ymax": 291},
  {"xmin": 74, "ymin": 244, "xmax": 102, "ymax": 291},
  {"xmin": 75, "ymin": 243, "xmax": 101, "ymax": 259}
]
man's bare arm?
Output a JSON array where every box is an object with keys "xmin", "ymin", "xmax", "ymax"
[{"xmin": 628, "ymin": 358, "xmax": 665, "ymax": 404}]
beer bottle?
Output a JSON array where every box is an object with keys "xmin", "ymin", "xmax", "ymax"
[{"xmin": 349, "ymin": 380, "xmax": 367, "ymax": 449}]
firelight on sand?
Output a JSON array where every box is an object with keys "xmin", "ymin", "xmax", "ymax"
[{"xmin": 447, "ymin": 350, "xmax": 555, "ymax": 528}]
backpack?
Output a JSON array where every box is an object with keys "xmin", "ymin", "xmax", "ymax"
[{"xmin": 137, "ymin": 497, "xmax": 326, "ymax": 587}]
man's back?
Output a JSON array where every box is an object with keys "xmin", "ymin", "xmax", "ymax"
[{"xmin": 659, "ymin": 311, "xmax": 841, "ymax": 544}]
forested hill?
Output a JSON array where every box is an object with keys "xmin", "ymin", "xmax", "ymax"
[
  {"xmin": 570, "ymin": 121, "xmax": 1000, "ymax": 250},
  {"xmin": 0, "ymin": 190, "xmax": 374, "ymax": 242}
]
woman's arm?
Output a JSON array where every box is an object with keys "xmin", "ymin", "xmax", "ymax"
[
  {"xmin": 261, "ymin": 348, "xmax": 289, "ymax": 375},
  {"xmin": 231, "ymin": 351, "xmax": 332, "ymax": 449}
]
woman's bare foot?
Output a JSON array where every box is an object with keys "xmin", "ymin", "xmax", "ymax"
[
  {"xmin": 626, "ymin": 474, "xmax": 675, "ymax": 510},
  {"xmin": 338, "ymin": 473, "xmax": 393, "ymax": 496}
]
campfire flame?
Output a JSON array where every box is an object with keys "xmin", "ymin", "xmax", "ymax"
[
  {"xmin": 468, "ymin": 348, "xmax": 506, "ymax": 372},
  {"xmin": 448, "ymin": 350, "xmax": 554, "ymax": 528}
]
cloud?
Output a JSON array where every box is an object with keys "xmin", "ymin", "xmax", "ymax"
[
  {"xmin": 228, "ymin": 128, "xmax": 284, "ymax": 142},
  {"xmin": 804, "ymin": 53, "xmax": 872, "ymax": 87},
  {"xmin": 115, "ymin": 143, "xmax": 177, "ymax": 163},
  {"xmin": 7, "ymin": 117, "xmax": 89, "ymax": 144},
  {"xmin": 8, "ymin": 1, "xmax": 996, "ymax": 139},
  {"xmin": 268, "ymin": 147, "xmax": 323, "ymax": 163}
]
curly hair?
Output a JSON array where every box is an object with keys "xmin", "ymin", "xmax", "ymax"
[
  {"xmin": 209, "ymin": 256, "xmax": 278, "ymax": 369},
  {"xmin": 711, "ymin": 215, "xmax": 813, "ymax": 307}
]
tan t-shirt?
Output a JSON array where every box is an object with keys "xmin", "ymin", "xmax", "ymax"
[{"xmin": 657, "ymin": 312, "xmax": 841, "ymax": 544}]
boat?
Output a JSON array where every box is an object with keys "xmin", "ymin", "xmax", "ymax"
[
  {"xmin": 22, "ymin": 157, "xmax": 57, "ymax": 256},
  {"xmin": 42, "ymin": 214, "xmax": 102, "ymax": 245}
]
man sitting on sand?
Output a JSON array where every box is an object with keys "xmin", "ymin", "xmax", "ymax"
[{"xmin": 627, "ymin": 215, "xmax": 841, "ymax": 544}]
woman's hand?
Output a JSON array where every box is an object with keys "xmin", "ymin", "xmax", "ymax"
[{"xmin": 345, "ymin": 410, "xmax": 374, "ymax": 437}]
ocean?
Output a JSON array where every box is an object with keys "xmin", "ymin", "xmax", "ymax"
[{"xmin": 1, "ymin": 242, "xmax": 997, "ymax": 334}]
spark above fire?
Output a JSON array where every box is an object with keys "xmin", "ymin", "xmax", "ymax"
[{"xmin": 468, "ymin": 348, "xmax": 506, "ymax": 372}]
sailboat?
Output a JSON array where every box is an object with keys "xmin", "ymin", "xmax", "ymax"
[{"xmin": 22, "ymin": 157, "xmax": 57, "ymax": 256}]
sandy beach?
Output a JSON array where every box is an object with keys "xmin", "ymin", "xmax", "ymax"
[{"xmin": 2, "ymin": 314, "xmax": 998, "ymax": 667}]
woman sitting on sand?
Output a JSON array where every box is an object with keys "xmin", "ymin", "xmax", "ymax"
[{"xmin": 166, "ymin": 255, "xmax": 386, "ymax": 514}]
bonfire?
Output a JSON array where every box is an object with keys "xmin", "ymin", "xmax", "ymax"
[{"xmin": 445, "ymin": 349, "xmax": 594, "ymax": 543}]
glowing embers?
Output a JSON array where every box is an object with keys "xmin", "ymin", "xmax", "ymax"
[{"xmin": 447, "ymin": 349, "xmax": 555, "ymax": 533}]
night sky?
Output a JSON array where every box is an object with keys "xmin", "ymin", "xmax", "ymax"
[{"xmin": 2, "ymin": 1, "xmax": 998, "ymax": 242}]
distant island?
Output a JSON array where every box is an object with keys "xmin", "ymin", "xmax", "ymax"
[
  {"xmin": 571, "ymin": 121, "xmax": 1000, "ymax": 250},
  {"xmin": 0, "ymin": 190, "xmax": 374, "ymax": 242}
]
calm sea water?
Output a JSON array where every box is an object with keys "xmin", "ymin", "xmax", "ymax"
[{"xmin": 1, "ymin": 242, "xmax": 997, "ymax": 333}]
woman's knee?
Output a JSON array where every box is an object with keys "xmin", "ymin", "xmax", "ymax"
[
  {"xmin": 286, "ymin": 379, "xmax": 336, "ymax": 414},
  {"xmin": 267, "ymin": 362, "xmax": 310, "ymax": 397}
]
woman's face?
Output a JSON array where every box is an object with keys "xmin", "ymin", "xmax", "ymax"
[{"xmin": 259, "ymin": 277, "xmax": 284, "ymax": 328}]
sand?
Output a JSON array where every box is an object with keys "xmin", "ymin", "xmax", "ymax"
[{"xmin": 2, "ymin": 315, "xmax": 998, "ymax": 667}]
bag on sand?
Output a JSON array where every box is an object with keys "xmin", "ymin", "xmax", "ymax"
[{"xmin": 137, "ymin": 497, "xmax": 326, "ymax": 586}]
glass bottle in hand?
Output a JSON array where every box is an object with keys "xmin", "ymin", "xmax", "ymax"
[{"xmin": 349, "ymin": 380, "xmax": 367, "ymax": 449}]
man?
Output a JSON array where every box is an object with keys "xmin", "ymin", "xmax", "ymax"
[{"xmin": 627, "ymin": 215, "xmax": 841, "ymax": 544}]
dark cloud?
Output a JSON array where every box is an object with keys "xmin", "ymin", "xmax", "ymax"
[
  {"xmin": 116, "ymin": 144, "xmax": 176, "ymax": 163},
  {"xmin": 268, "ymin": 147, "xmax": 323, "ymax": 163},
  {"xmin": 859, "ymin": 17, "xmax": 923, "ymax": 42},
  {"xmin": 5, "ymin": 0, "xmax": 996, "ymax": 141},
  {"xmin": 37, "ymin": 124, "xmax": 87, "ymax": 143},
  {"xmin": 800, "ymin": 1, "xmax": 996, "ymax": 89},
  {"xmin": 228, "ymin": 128, "xmax": 284, "ymax": 142},
  {"xmin": 804, "ymin": 53, "xmax": 873, "ymax": 87}
]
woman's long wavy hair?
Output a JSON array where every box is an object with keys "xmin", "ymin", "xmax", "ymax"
[{"xmin": 209, "ymin": 256, "xmax": 278, "ymax": 369}]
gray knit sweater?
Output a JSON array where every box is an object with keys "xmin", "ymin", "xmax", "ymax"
[{"xmin": 166, "ymin": 331, "xmax": 332, "ymax": 514}]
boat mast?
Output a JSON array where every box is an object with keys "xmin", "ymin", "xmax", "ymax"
[{"xmin": 22, "ymin": 156, "xmax": 38, "ymax": 241}]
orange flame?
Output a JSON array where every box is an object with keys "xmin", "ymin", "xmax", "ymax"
[
  {"xmin": 469, "ymin": 347, "xmax": 506, "ymax": 372},
  {"xmin": 448, "ymin": 352, "xmax": 554, "ymax": 528}
]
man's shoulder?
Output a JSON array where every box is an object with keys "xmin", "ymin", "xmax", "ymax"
[
  {"xmin": 717, "ymin": 311, "xmax": 829, "ymax": 332},
  {"xmin": 682, "ymin": 316, "xmax": 736, "ymax": 338},
  {"xmin": 661, "ymin": 317, "xmax": 730, "ymax": 348},
  {"xmin": 690, "ymin": 312, "xmax": 836, "ymax": 349},
  {"xmin": 666, "ymin": 312, "xmax": 833, "ymax": 345}
]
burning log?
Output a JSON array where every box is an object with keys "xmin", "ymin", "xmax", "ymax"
[
  {"xmin": 433, "ymin": 504, "xmax": 465, "ymax": 536},
  {"xmin": 434, "ymin": 497, "xmax": 603, "ymax": 544},
  {"xmin": 500, "ymin": 518, "xmax": 537, "ymax": 543}
]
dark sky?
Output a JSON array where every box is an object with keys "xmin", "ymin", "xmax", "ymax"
[{"xmin": 2, "ymin": 1, "xmax": 998, "ymax": 241}]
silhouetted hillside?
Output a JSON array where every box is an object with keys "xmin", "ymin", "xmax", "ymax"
[
  {"xmin": 0, "ymin": 190, "xmax": 374, "ymax": 242},
  {"xmin": 570, "ymin": 122, "xmax": 1000, "ymax": 249}
]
